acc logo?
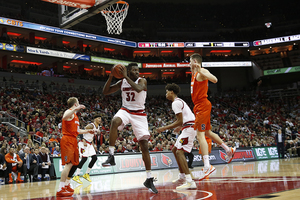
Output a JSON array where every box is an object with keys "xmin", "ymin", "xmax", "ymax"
[
  {"xmin": 161, "ymin": 154, "xmax": 172, "ymax": 167},
  {"xmin": 268, "ymin": 147, "xmax": 278, "ymax": 156},
  {"xmin": 255, "ymin": 148, "xmax": 266, "ymax": 156}
]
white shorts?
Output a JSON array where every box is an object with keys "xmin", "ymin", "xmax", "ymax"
[
  {"xmin": 174, "ymin": 127, "xmax": 196, "ymax": 153},
  {"xmin": 78, "ymin": 141, "xmax": 96, "ymax": 157},
  {"xmin": 114, "ymin": 109, "xmax": 150, "ymax": 141}
]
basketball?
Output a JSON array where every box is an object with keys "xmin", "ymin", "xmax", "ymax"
[{"xmin": 112, "ymin": 64, "xmax": 125, "ymax": 79}]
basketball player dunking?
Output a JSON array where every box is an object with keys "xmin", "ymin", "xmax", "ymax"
[
  {"xmin": 72, "ymin": 114, "xmax": 102, "ymax": 184},
  {"xmin": 56, "ymin": 97, "xmax": 96, "ymax": 197},
  {"xmin": 190, "ymin": 53, "xmax": 236, "ymax": 181},
  {"xmin": 157, "ymin": 83, "xmax": 197, "ymax": 190},
  {"xmin": 102, "ymin": 63, "xmax": 158, "ymax": 194}
]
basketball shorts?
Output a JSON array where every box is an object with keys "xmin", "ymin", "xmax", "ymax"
[
  {"xmin": 174, "ymin": 127, "xmax": 196, "ymax": 153},
  {"xmin": 61, "ymin": 135, "xmax": 79, "ymax": 166},
  {"xmin": 78, "ymin": 141, "xmax": 96, "ymax": 158},
  {"xmin": 194, "ymin": 101, "xmax": 212, "ymax": 132},
  {"xmin": 199, "ymin": 136, "xmax": 212, "ymax": 155},
  {"xmin": 114, "ymin": 109, "xmax": 150, "ymax": 141}
]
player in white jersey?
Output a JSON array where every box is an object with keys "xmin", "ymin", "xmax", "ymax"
[
  {"xmin": 72, "ymin": 115, "xmax": 101, "ymax": 184},
  {"xmin": 157, "ymin": 83, "xmax": 197, "ymax": 190},
  {"xmin": 102, "ymin": 63, "xmax": 157, "ymax": 194}
]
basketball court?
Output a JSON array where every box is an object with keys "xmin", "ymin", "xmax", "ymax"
[{"xmin": 1, "ymin": 158, "xmax": 300, "ymax": 200}]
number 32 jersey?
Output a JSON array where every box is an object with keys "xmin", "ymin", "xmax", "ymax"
[{"xmin": 121, "ymin": 77, "xmax": 146, "ymax": 111}]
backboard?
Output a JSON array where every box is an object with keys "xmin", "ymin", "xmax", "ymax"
[{"xmin": 58, "ymin": 0, "xmax": 119, "ymax": 29}]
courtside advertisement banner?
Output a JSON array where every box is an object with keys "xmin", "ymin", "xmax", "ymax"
[
  {"xmin": 91, "ymin": 56, "xmax": 142, "ymax": 68},
  {"xmin": 185, "ymin": 42, "xmax": 249, "ymax": 48},
  {"xmin": 253, "ymin": 147, "xmax": 278, "ymax": 160},
  {"xmin": 26, "ymin": 47, "xmax": 90, "ymax": 61},
  {"xmin": 0, "ymin": 17, "xmax": 136, "ymax": 47},
  {"xmin": 0, "ymin": 43, "xmax": 25, "ymax": 52}
]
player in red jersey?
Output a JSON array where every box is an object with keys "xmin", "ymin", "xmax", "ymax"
[
  {"xmin": 190, "ymin": 53, "xmax": 236, "ymax": 181},
  {"xmin": 56, "ymin": 97, "xmax": 96, "ymax": 197}
]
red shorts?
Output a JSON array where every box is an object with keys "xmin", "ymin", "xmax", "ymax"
[
  {"xmin": 193, "ymin": 100, "xmax": 211, "ymax": 132},
  {"xmin": 60, "ymin": 135, "xmax": 79, "ymax": 166}
]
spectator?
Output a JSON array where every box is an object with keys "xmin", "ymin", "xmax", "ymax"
[
  {"xmin": 49, "ymin": 135, "xmax": 59, "ymax": 144},
  {"xmin": 153, "ymin": 143, "xmax": 163, "ymax": 151},
  {"xmin": 124, "ymin": 144, "xmax": 135, "ymax": 153},
  {"xmin": 115, "ymin": 145, "xmax": 124, "ymax": 153},
  {"xmin": 19, "ymin": 147, "xmax": 39, "ymax": 182},
  {"xmin": 98, "ymin": 146, "xmax": 105, "ymax": 155},
  {"xmin": 38, "ymin": 147, "xmax": 56, "ymax": 180},
  {"xmin": 53, "ymin": 146, "xmax": 61, "ymax": 157}
]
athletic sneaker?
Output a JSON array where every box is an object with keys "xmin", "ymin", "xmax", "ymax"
[
  {"xmin": 197, "ymin": 165, "xmax": 216, "ymax": 181},
  {"xmin": 83, "ymin": 173, "xmax": 91, "ymax": 182},
  {"xmin": 176, "ymin": 180, "xmax": 197, "ymax": 190},
  {"xmin": 56, "ymin": 187, "xmax": 73, "ymax": 197},
  {"xmin": 226, "ymin": 147, "xmax": 236, "ymax": 164},
  {"xmin": 143, "ymin": 177, "xmax": 158, "ymax": 194},
  {"xmin": 172, "ymin": 176, "xmax": 186, "ymax": 184},
  {"xmin": 65, "ymin": 184, "xmax": 74, "ymax": 192},
  {"xmin": 72, "ymin": 175, "xmax": 83, "ymax": 184},
  {"xmin": 102, "ymin": 154, "xmax": 116, "ymax": 167}
]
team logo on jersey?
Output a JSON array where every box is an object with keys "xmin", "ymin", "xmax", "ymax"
[
  {"xmin": 161, "ymin": 154, "xmax": 172, "ymax": 167},
  {"xmin": 80, "ymin": 148, "xmax": 85, "ymax": 154},
  {"xmin": 179, "ymin": 137, "xmax": 189, "ymax": 145}
]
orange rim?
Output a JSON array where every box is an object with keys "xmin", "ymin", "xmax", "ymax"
[{"xmin": 102, "ymin": 1, "xmax": 129, "ymax": 14}]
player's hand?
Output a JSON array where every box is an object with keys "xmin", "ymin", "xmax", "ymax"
[
  {"xmin": 157, "ymin": 127, "xmax": 165, "ymax": 133},
  {"xmin": 119, "ymin": 65, "xmax": 127, "ymax": 77},
  {"xmin": 75, "ymin": 104, "xmax": 86, "ymax": 111},
  {"xmin": 174, "ymin": 126, "xmax": 182, "ymax": 134}
]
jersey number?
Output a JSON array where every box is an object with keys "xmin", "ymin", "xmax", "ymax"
[{"xmin": 126, "ymin": 92, "xmax": 136, "ymax": 101}]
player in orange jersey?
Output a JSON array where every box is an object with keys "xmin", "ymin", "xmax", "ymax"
[
  {"xmin": 56, "ymin": 97, "xmax": 97, "ymax": 197},
  {"xmin": 190, "ymin": 53, "xmax": 236, "ymax": 181}
]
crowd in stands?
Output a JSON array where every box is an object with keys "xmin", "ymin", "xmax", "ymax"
[{"xmin": 0, "ymin": 78, "xmax": 299, "ymax": 183}]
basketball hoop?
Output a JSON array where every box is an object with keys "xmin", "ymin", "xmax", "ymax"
[{"xmin": 101, "ymin": 1, "xmax": 129, "ymax": 35}]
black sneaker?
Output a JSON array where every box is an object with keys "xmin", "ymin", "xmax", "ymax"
[
  {"xmin": 102, "ymin": 154, "xmax": 116, "ymax": 167},
  {"xmin": 143, "ymin": 177, "xmax": 158, "ymax": 194}
]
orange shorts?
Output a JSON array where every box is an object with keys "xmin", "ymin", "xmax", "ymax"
[
  {"xmin": 60, "ymin": 135, "xmax": 79, "ymax": 166},
  {"xmin": 194, "ymin": 100, "xmax": 211, "ymax": 132},
  {"xmin": 199, "ymin": 136, "xmax": 212, "ymax": 155}
]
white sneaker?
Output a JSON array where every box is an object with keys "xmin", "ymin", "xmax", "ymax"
[
  {"xmin": 197, "ymin": 165, "xmax": 216, "ymax": 181},
  {"xmin": 226, "ymin": 147, "xmax": 236, "ymax": 163},
  {"xmin": 172, "ymin": 176, "xmax": 186, "ymax": 184},
  {"xmin": 176, "ymin": 181, "xmax": 197, "ymax": 190}
]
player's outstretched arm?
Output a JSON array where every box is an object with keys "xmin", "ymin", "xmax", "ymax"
[
  {"xmin": 102, "ymin": 73, "xmax": 122, "ymax": 95},
  {"xmin": 78, "ymin": 128, "xmax": 96, "ymax": 135},
  {"xmin": 197, "ymin": 68, "xmax": 218, "ymax": 83},
  {"xmin": 62, "ymin": 104, "xmax": 85, "ymax": 121},
  {"xmin": 157, "ymin": 113, "xmax": 183, "ymax": 133}
]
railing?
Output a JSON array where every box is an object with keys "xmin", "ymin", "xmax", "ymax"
[{"xmin": 0, "ymin": 111, "xmax": 27, "ymax": 136}]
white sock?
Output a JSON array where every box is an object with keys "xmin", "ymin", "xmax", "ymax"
[
  {"xmin": 58, "ymin": 182, "xmax": 65, "ymax": 191},
  {"xmin": 179, "ymin": 173, "xmax": 185, "ymax": 179},
  {"xmin": 146, "ymin": 170, "xmax": 151, "ymax": 179},
  {"xmin": 220, "ymin": 143, "xmax": 230, "ymax": 153},
  {"xmin": 75, "ymin": 168, "xmax": 81, "ymax": 176},
  {"xmin": 203, "ymin": 155, "xmax": 210, "ymax": 169},
  {"xmin": 109, "ymin": 146, "xmax": 115, "ymax": 155},
  {"xmin": 86, "ymin": 168, "xmax": 91, "ymax": 174},
  {"xmin": 65, "ymin": 179, "xmax": 70, "ymax": 185},
  {"xmin": 185, "ymin": 174, "xmax": 192, "ymax": 182}
]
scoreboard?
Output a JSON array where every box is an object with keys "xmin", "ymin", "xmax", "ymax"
[{"xmin": 185, "ymin": 42, "xmax": 249, "ymax": 48}]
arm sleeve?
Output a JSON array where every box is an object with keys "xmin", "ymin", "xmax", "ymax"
[{"xmin": 172, "ymin": 100, "xmax": 183, "ymax": 115}]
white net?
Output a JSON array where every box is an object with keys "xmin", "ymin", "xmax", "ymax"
[{"xmin": 101, "ymin": 1, "xmax": 129, "ymax": 35}]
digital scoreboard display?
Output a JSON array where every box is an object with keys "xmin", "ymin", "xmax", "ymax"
[
  {"xmin": 185, "ymin": 42, "xmax": 249, "ymax": 48},
  {"xmin": 138, "ymin": 42, "xmax": 185, "ymax": 48}
]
